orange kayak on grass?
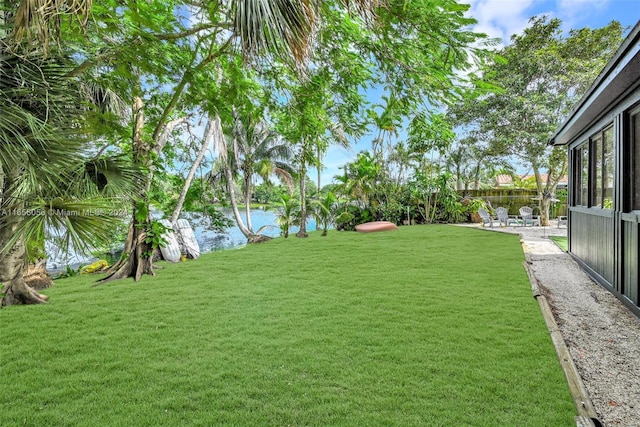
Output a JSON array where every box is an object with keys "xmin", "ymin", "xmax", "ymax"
[{"xmin": 355, "ymin": 221, "xmax": 399, "ymax": 233}]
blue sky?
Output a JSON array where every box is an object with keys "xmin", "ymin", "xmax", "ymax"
[{"xmin": 312, "ymin": 0, "xmax": 640, "ymax": 187}]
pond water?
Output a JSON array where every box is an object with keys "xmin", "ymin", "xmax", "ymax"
[
  {"xmin": 46, "ymin": 208, "xmax": 316, "ymax": 271},
  {"xmin": 185, "ymin": 208, "xmax": 316, "ymax": 252}
]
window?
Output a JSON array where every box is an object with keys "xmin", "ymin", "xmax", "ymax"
[
  {"xmin": 603, "ymin": 126, "xmax": 614, "ymax": 209},
  {"xmin": 592, "ymin": 132, "xmax": 603, "ymax": 207},
  {"xmin": 581, "ymin": 143, "xmax": 590, "ymax": 205},
  {"xmin": 574, "ymin": 142, "xmax": 589, "ymax": 206},
  {"xmin": 572, "ymin": 124, "xmax": 614, "ymax": 209},
  {"xmin": 627, "ymin": 108, "xmax": 640, "ymax": 211}
]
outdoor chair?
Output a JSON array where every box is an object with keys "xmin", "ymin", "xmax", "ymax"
[
  {"xmin": 519, "ymin": 206, "xmax": 541, "ymax": 227},
  {"xmin": 496, "ymin": 207, "xmax": 517, "ymax": 227},
  {"xmin": 557, "ymin": 215, "xmax": 568, "ymax": 228},
  {"xmin": 477, "ymin": 208, "xmax": 496, "ymax": 228}
]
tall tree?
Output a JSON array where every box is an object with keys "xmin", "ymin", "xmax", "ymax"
[
  {"xmin": 273, "ymin": 74, "xmax": 346, "ymax": 238},
  {"xmin": 212, "ymin": 108, "xmax": 294, "ymax": 243},
  {"xmin": 451, "ymin": 16, "xmax": 625, "ymax": 224},
  {"xmin": 170, "ymin": 117, "xmax": 216, "ymax": 223},
  {"xmin": 6, "ymin": 0, "xmax": 492, "ymax": 283},
  {"xmin": 94, "ymin": 0, "xmax": 327, "ymax": 281},
  {"xmin": 1, "ymin": 0, "xmax": 146, "ymax": 304}
]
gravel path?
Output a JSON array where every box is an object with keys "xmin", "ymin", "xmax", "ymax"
[{"xmin": 473, "ymin": 223, "xmax": 640, "ymax": 426}]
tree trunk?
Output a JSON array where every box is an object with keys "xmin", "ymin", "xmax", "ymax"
[
  {"xmin": 316, "ymin": 145, "xmax": 322, "ymax": 199},
  {"xmin": 25, "ymin": 262, "xmax": 54, "ymax": 290},
  {"xmin": 296, "ymin": 159, "xmax": 308, "ymax": 238},
  {"xmin": 532, "ymin": 165, "xmax": 549, "ymax": 226},
  {"xmin": 0, "ymin": 172, "xmax": 49, "ymax": 306},
  {"xmin": 97, "ymin": 211, "xmax": 155, "ymax": 283},
  {"xmin": 226, "ymin": 167, "xmax": 252, "ymax": 237},
  {"xmin": 541, "ymin": 196, "xmax": 552, "ymax": 226},
  {"xmin": 243, "ymin": 174, "xmax": 253, "ymax": 232},
  {"xmin": 0, "ymin": 221, "xmax": 48, "ymax": 306},
  {"xmin": 98, "ymin": 97, "xmax": 156, "ymax": 283},
  {"xmin": 225, "ymin": 166, "xmax": 269, "ymax": 243},
  {"xmin": 541, "ymin": 152, "xmax": 568, "ymax": 227},
  {"xmin": 170, "ymin": 118, "xmax": 214, "ymax": 223}
]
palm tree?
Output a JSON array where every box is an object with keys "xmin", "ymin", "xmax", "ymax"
[
  {"xmin": 387, "ymin": 142, "xmax": 417, "ymax": 186},
  {"xmin": 0, "ymin": 47, "xmax": 138, "ymax": 306},
  {"xmin": 233, "ymin": 110, "xmax": 294, "ymax": 232},
  {"xmin": 335, "ymin": 151, "xmax": 382, "ymax": 209},
  {"xmin": 311, "ymin": 191, "xmax": 336, "ymax": 236},
  {"xmin": 212, "ymin": 110, "xmax": 294, "ymax": 243},
  {"xmin": 275, "ymin": 192, "xmax": 300, "ymax": 239},
  {"xmin": 7, "ymin": 0, "xmax": 383, "ymax": 284}
]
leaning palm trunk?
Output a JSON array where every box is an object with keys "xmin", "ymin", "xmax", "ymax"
[
  {"xmin": 243, "ymin": 174, "xmax": 254, "ymax": 232},
  {"xmin": 213, "ymin": 115, "xmax": 269, "ymax": 244},
  {"xmin": 225, "ymin": 166, "xmax": 251, "ymax": 237},
  {"xmin": 170, "ymin": 118, "xmax": 215, "ymax": 223},
  {"xmin": 224, "ymin": 166, "xmax": 269, "ymax": 243}
]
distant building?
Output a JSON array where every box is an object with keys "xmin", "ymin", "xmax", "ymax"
[
  {"xmin": 494, "ymin": 174, "xmax": 568, "ymax": 189},
  {"xmin": 495, "ymin": 174, "xmax": 514, "ymax": 187}
]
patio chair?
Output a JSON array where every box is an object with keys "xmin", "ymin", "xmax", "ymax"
[
  {"xmin": 519, "ymin": 206, "xmax": 541, "ymax": 227},
  {"xmin": 477, "ymin": 208, "xmax": 496, "ymax": 228},
  {"xmin": 557, "ymin": 215, "xmax": 568, "ymax": 228},
  {"xmin": 496, "ymin": 207, "xmax": 517, "ymax": 227}
]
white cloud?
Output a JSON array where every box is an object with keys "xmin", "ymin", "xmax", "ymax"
[
  {"xmin": 467, "ymin": 0, "xmax": 619, "ymax": 48},
  {"xmin": 557, "ymin": 0, "xmax": 610, "ymax": 30},
  {"xmin": 467, "ymin": 0, "xmax": 539, "ymax": 46}
]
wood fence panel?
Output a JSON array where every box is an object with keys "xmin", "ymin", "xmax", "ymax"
[{"xmin": 460, "ymin": 189, "xmax": 567, "ymax": 216}]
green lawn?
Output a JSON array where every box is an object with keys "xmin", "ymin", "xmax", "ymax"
[
  {"xmin": 0, "ymin": 225, "xmax": 575, "ymax": 426},
  {"xmin": 550, "ymin": 235, "xmax": 569, "ymax": 252}
]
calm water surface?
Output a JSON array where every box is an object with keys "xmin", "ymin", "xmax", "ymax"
[{"xmin": 46, "ymin": 209, "xmax": 316, "ymax": 270}]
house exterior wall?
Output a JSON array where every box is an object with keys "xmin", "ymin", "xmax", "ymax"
[
  {"xmin": 553, "ymin": 21, "xmax": 640, "ymax": 316},
  {"xmin": 568, "ymin": 208, "xmax": 615, "ymax": 284},
  {"xmin": 622, "ymin": 219, "xmax": 639, "ymax": 304},
  {"xmin": 564, "ymin": 86, "xmax": 640, "ymax": 316}
]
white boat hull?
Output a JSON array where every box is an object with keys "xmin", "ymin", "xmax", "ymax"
[
  {"xmin": 159, "ymin": 220, "xmax": 181, "ymax": 263},
  {"xmin": 175, "ymin": 219, "xmax": 200, "ymax": 259}
]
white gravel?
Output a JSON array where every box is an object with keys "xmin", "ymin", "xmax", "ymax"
[{"xmin": 470, "ymin": 222, "xmax": 640, "ymax": 426}]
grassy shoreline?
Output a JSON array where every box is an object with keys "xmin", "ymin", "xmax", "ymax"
[{"xmin": 1, "ymin": 225, "xmax": 575, "ymax": 426}]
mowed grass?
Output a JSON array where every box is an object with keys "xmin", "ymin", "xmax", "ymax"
[
  {"xmin": 550, "ymin": 235, "xmax": 569, "ymax": 252},
  {"xmin": 0, "ymin": 225, "xmax": 575, "ymax": 426}
]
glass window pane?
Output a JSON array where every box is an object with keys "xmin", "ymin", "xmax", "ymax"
[
  {"xmin": 574, "ymin": 147, "xmax": 583, "ymax": 206},
  {"xmin": 581, "ymin": 143, "xmax": 589, "ymax": 206},
  {"xmin": 593, "ymin": 134, "xmax": 603, "ymax": 208},
  {"xmin": 603, "ymin": 126, "xmax": 614, "ymax": 209},
  {"xmin": 633, "ymin": 113, "xmax": 640, "ymax": 210}
]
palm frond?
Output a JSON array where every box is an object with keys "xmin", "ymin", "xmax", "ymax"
[
  {"xmin": 79, "ymin": 155, "xmax": 143, "ymax": 198},
  {"xmin": 0, "ymin": 46, "xmax": 138, "ymax": 260},
  {"xmin": 1, "ymin": 197, "xmax": 127, "ymax": 257},
  {"xmin": 233, "ymin": 0, "xmax": 319, "ymax": 66},
  {"xmin": 12, "ymin": 0, "xmax": 92, "ymax": 49}
]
